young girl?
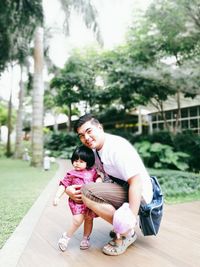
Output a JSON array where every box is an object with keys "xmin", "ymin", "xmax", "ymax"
[{"xmin": 53, "ymin": 145, "xmax": 102, "ymax": 252}]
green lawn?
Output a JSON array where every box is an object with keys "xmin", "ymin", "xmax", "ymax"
[{"xmin": 0, "ymin": 158, "xmax": 58, "ymax": 249}]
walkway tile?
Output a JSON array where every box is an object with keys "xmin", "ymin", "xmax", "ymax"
[{"xmin": 0, "ymin": 160, "xmax": 200, "ymax": 267}]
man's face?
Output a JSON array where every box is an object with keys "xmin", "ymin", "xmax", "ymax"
[{"xmin": 77, "ymin": 120, "xmax": 104, "ymax": 150}]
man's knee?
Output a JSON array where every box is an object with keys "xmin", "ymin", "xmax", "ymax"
[
  {"xmin": 81, "ymin": 183, "xmax": 109, "ymax": 206},
  {"xmin": 81, "ymin": 192, "xmax": 92, "ymax": 208},
  {"xmin": 81, "ymin": 184, "xmax": 100, "ymax": 209},
  {"xmin": 80, "ymin": 183, "xmax": 88, "ymax": 196},
  {"xmin": 81, "ymin": 183, "xmax": 94, "ymax": 198}
]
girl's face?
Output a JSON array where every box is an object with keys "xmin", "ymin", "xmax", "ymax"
[{"xmin": 73, "ymin": 158, "xmax": 87, "ymax": 171}]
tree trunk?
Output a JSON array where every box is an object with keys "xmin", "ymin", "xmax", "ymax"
[
  {"xmin": 14, "ymin": 65, "xmax": 25, "ymax": 158},
  {"xmin": 174, "ymin": 90, "xmax": 181, "ymax": 133},
  {"xmin": 68, "ymin": 104, "xmax": 72, "ymax": 132},
  {"xmin": 53, "ymin": 112, "xmax": 58, "ymax": 133},
  {"xmin": 160, "ymin": 101, "xmax": 170, "ymax": 131},
  {"xmin": 31, "ymin": 27, "xmax": 44, "ymax": 167},
  {"xmin": 6, "ymin": 90, "xmax": 12, "ymax": 157},
  {"xmin": 6, "ymin": 65, "xmax": 14, "ymax": 157}
]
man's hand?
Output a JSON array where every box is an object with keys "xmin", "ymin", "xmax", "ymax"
[{"xmin": 65, "ymin": 184, "xmax": 83, "ymax": 204}]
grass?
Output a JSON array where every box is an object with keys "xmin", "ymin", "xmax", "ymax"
[{"xmin": 0, "ymin": 158, "xmax": 58, "ymax": 249}]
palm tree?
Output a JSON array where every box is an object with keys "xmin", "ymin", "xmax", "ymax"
[
  {"xmin": 31, "ymin": 27, "xmax": 44, "ymax": 167},
  {"xmin": 0, "ymin": 0, "xmax": 43, "ymax": 158},
  {"xmin": 31, "ymin": 0, "xmax": 102, "ymax": 167}
]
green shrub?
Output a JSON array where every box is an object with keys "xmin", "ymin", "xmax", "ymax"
[
  {"xmin": 135, "ymin": 141, "xmax": 189, "ymax": 171},
  {"xmin": 55, "ymin": 146, "xmax": 76, "ymax": 159},
  {"xmin": 173, "ymin": 131, "xmax": 200, "ymax": 172},
  {"xmin": 44, "ymin": 132, "xmax": 80, "ymax": 157},
  {"xmin": 150, "ymin": 168, "xmax": 200, "ymax": 203},
  {"xmin": 119, "ymin": 130, "xmax": 200, "ymax": 173}
]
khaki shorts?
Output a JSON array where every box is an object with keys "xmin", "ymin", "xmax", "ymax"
[{"xmin": 81, "ymin": 182, "xmax": 129, "ymax": 209}]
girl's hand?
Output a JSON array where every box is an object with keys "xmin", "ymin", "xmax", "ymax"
[{"xmin": 66, "ymin": 185, "xmax": 83, "ymax": 204}]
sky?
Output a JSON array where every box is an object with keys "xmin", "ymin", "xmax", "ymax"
[
  {"xmin": 0, "ymin": 0, "xmax": 152, "ymax": 105},
  {"xmin": 43, "ymin": 0, "xmax": 152, "ymax": 67}
]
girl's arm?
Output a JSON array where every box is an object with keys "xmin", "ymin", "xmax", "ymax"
[{"xmin": 53, "ymin": 185, "xmax": 65, "ymax": 206}]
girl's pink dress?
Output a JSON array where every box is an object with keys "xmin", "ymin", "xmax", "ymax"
[{"xmin": 59, "ymin": 168, "xmax": 98, "ymax": 217}]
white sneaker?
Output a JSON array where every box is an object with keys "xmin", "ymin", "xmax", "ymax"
[{"xmin": 58, "ymin": 232, "xmax": 70, "ymax": 252}]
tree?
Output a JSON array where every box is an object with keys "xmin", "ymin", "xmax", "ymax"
[
  {"xmin": 31, "ymin": 27, "xmax": 44, "ymax": 167},
  {"xmin": 113, "ymin": 0, "xmax": 200, "ymax": 133},
  {"xmin": 50, "ymin": 50, "xmax": 97, "ymax": 131},
  {"xmin": 0, "ymin": 0, "xmax": 43, "ymax": 157},
  {"xmin": 0, "ymin": 0, "xmax": 43, "ymax": 73},
  {"xmin": 31, "ymin": 0, "xmax": 102, "ymax": 166}
]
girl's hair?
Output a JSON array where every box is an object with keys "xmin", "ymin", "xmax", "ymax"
[{"xmin": 71, "ymin": 145, "xmax": 95, "ymax": 168}]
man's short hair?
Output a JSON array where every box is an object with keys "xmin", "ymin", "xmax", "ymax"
[{"xmin": 74, "ymin": 114, "xmax": 100, "ymax": 132}]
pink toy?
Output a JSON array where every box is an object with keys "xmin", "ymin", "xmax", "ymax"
[{"xmin": 113, "ymin": 203, "xmax": 136, "ymax": 235}]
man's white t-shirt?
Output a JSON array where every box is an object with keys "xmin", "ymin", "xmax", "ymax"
[{"xmin": 98, "ymin": 133, "xmax": 153, "ymax": 204}]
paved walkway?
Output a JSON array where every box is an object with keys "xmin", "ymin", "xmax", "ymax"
[{"xmin": 0, "ymin": 159, "xmax": 199, "ymax": 267}]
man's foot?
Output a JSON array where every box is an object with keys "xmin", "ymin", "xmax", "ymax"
[
  {"xmin": 80, "ymin": 236, "xmax": 90, "ymax": 250},
  {"xmin": 58, "ymin": 232, "xmax": 70, "ymax": 252},
  {"xmin": 102, "ymin": 233, "xmax": 137, "ymax": 256}
]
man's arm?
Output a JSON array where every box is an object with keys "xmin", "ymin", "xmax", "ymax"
[{"xmin": 127, "ymin": 174, "xmax": 142, "ymax": 217}]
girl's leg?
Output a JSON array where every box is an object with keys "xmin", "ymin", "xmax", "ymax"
[
  {"xmin": 83, "ymin": 215, "xmax": 93, "ymax": 237},
  {"xmin": 58, "ymin": 214, "xmax": 84, "ymax": 251},
  {"xmin": 66, "ymin": 214, "xmax": 85, "ymax": 237},
  {"xmin": 80, "ymin": 216, "xmax": 93, "ymax": 250}
]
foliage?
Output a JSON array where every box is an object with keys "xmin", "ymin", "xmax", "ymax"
[
  {"xmin": 44, "ymin": 131, "xmax": 79, "ymax": 154},
  {"xmin": 52, "ymin": 56, "xmax": 94, "ymax": 104},
  {"xmin": 0, "ymin": 0, "xmax": 43, "ymax": 72},
  {"xmin": 46, "ymin": 0, "xmax": 200, "ymax": 124},
  {"xmin": 128, "ymin": 130, "xmax": 200, "ymax": 172},
  {"xmin": 122, "ymin": 0, "xmax": 200, "ymax": 132},
  {"xmin": 50, "ymin": 50, "xmax": 98, "ymax": 128},
  {"xmin": 173, "ymin": 131, "xmax": 200, "ymax": 172},
  {"xmin": 60, "ymin": 0, "xmax": 103, "ymax": 45},
  {"xmin": 141, "ymin": 131, "xmax": 174, "ymax": 147},
  {"xmin": 145, "ymin": 0, "xmax": 200, "ymax": 60},
  {"xmin": 0, "ymin": 101, "xmax": 8, "ymax": 125},
  {"xmin": 54, "ymin": 146, "xmax": 77, "ymax": 159},
  {"xmin": 134, "ymin": 141, "xmax": 189, "ymax": 171},
  {"xmin": 96, "ymin": 47, "xmax": 152, "ymax": 111},
  {"xmin": 150, "ymin": 168, "xmax": 200, "ymax": 203}
]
